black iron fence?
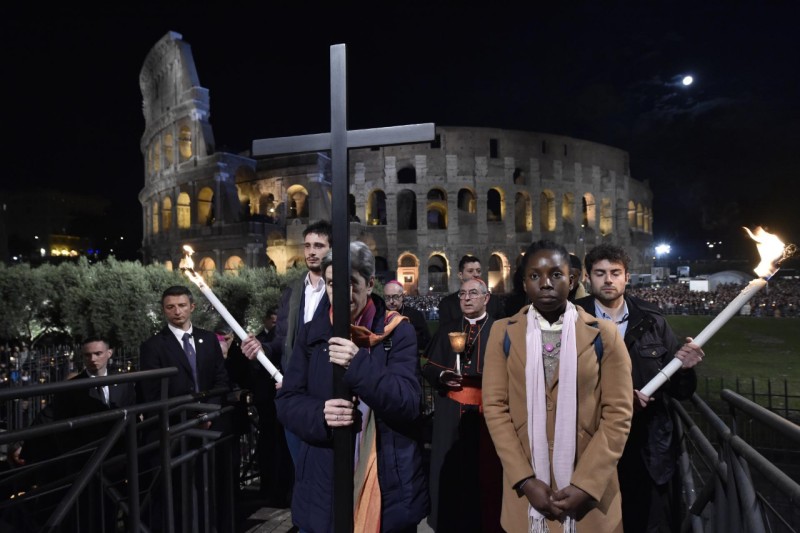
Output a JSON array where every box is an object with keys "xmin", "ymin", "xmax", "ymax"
[
  {"xmin": 697, "ymin": 376, "xmax": 800, "ymax": 422},
  {"xmin": 0, "ymin": 369, "xmax": 237, "ymax": 532}
]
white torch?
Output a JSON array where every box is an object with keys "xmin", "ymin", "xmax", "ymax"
[
  {"xmin": 180, "ymin": 245, "xmax": 283, "ymax": 383},
  {"xmin": 640, "ymin": 227, "xmax": 795, "ymax": 397}
]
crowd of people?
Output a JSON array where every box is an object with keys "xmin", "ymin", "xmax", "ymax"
[
  {"xmin": 404, "ymin": 277, "xmax": 800, "ymax": 320},
  {"xmin": 3, "ymin": 219, "xmax": 795, "ymax": 532},
  {"xmin": 625, "ymin": 278, "xmax": 800, "ymax": 317}
]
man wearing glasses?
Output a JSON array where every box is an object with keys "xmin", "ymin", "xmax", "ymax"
[
  {"xmin": 383, "ymin": 280, "xmax": 432, "ymax": 354},
  {"xmin": 437, "ymin": 255, "xmax": 504, "ymax": 324},
  {"xmin": 422, "ymin": 278, "xmax": 503, "ymax": 532}
]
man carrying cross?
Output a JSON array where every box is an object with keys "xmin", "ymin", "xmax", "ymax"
[{"xmin": 247, "ymin": 44, "xmax": 435, "ymax": 532}]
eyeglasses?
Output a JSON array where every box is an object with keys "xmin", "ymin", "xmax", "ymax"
[
  {"xmin": 458, "ymin": 290, "xmax": 484, "ymax": 300},
  {"xmin": 385, "ymin": 294, "xmax": 404, "ymax": 301}
]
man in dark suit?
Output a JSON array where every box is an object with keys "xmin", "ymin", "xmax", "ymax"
[
  {"xmin": 242, "ymin": 220, "xmax": 332, "ymax": 468},
  {"xmin": 139, "ymin": 285, "xmax": 229, "ymax": 405},
  {"xmin": 24, "ymin": 337, "xmax": 137, "ymax": 531},
  {"xmin": 58, "ymin": 336, "xmax": 137, "ymax": 442},
  {"xmin": 257, "ymin": 307, "xmax": 278, "ymax": 343},
  {"xmin": 438, "ymin": 255, "xmax": 503, "ymax": 324},
  {"xmin": 139, "ymin": 285, "xmax": 229, "ymax": 532},
  {"xmin": 383, "ymin": 279, "xmax": 431, "ymax": 354}
]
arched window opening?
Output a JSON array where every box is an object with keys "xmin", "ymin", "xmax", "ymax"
[
  {"xmin": 179, "ymin": 124, "xmax": 192, "ymax": 161},
  {"xmin": 397, "ymin": 254, "xmax": 420, "ymax": 295},
  {"xmin": 153, "ymin": 142, "xmax": 161, "ymax": 172},
  {"xmin": 426, "ymin": 188, "xmax": 447, "ymax": 229},
  {"xmin": 177, "ymin": 192, "xmax": 191, "ymax": 229},
  {"xmin": 428, "ymin": 255, "xmax": 449, "ymax": 292},
  {"xmin": 488, "ymin": 254, "xmax": 506, "ymax": 293},
  {"xmin": 397, "ymin": 166, "xmax": 416, "ymax": 184},
  {"xmin": 162, "ymin": 197, "xmax": 173, "ymax": 232},
  {"xmin": 152, "ymin": 201, "xmax": 159, "ymax": 234},
  {"xmin": 287, "ymin": 185, "xmax": 309, "ymax": 219},
  {"xmin": 458, "ymin": 189, "xmax": 476, "ymax": 213},
  {"xmin": 628, "ymin": 201, "xmax": 636, "ymax": 229},
  {"xmin": 636, "ymin": 203, "xmax": 644, "ymax": 230},
  {"xmin": 582, "ymin": 193, "xmax": 596, "ymax": 229},
  {"xmin": 164, "ymin": 132, "xmax": 174, "ymax": 166},
  {"xmin": 397, "ymin": 190, "xmax": 417, "ymax": 230},
  {"xmin": 367, "ymin": 190, "xmax": 387, "ymax": 225},
  {"xmin": 198, "ymin": 257, "xmax": 216, "ymax": 283},
  {"xmin": 224, "ymin": 256, "xmax": 244, "ymax": 275},
  {"xmin": 198, "ymin": 187, "xmax": 214, "ymax": 226},
  {"xmin": 487, "ymin": 188, "xmax": 503, "ymax": 222}
]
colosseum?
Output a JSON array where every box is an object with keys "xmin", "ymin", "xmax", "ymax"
[{"xmin": 139, "ymin": 32, "xmax": 654, "ymax": 296}]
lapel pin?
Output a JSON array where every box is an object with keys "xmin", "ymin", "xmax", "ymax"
[{"xmin": 198, "ymin": 338, "xmax": 203, "ymax": 344}]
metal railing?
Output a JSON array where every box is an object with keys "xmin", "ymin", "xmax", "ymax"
[
  {"xmin": 673, "ymin": 390, "xmax": 800, "ymax": 533},
  {"xmin": 0, "ymin": 369, "xmax": 236, "ymax": 533}
]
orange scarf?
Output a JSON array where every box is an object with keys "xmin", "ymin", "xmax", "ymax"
[
  {"xmin": 331, "ymin": 298, "xmax": 408, "ymax": 532},
  {"xmin": 328, "ymin": 299, "xmax": 408, "ymax": 348}
]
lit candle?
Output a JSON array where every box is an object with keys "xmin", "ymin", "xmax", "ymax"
[
  {"xmin": 640, "ymin": 227, "xmax": 794, "ymax": 397},
  {"xmin": 180, "ymin": 245, "xmax": 283, "ymax": 383},
  {"xmin": 448, "ymin": 331, "xmax": 467, "ymax": 374}
]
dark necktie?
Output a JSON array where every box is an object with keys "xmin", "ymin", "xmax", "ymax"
[{"xmin": 182, "ymin": 332, "xmax": 199, "ymax": 392}]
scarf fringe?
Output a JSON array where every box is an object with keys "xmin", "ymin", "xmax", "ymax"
[{"xmin": 529, "ymin": 516, "xmax": 577, "ymax": 533}]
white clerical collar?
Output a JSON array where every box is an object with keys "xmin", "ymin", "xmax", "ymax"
[
  {"xmin": 88, "ymin": 368, "xmax": 108, "ymax": 378},
  {"xmin": 465, "ymin": 312, "xmax": 488, "ymax": 325}
]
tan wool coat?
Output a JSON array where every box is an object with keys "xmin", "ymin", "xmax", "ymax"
[{"xmin": 483, "ymin": 305, "xmax": 633, "ymax": 533}]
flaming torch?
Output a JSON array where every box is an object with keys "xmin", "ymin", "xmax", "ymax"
[
  {"xmin": 180, "ymin": 245, "xmax": 283, "ymax": 383},
  {"xmin": 640, "ymin": 227, "xmax": 795, "ymax": 397}
]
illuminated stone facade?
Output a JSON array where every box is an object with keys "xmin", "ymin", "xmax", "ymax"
[{"xmin": 139, "ymin": 32, "xmax": 654, "ymax": 293}]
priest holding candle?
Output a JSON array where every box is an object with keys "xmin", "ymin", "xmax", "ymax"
[
  {"xmin": 422, "ymin": 277, "xmax": 503, "ymax": 532},
  {"xmin": 575, "ymin": 244, "xmax": 704, "ymax": 533}
]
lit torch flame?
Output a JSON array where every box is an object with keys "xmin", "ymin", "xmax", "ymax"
[
  {"xmin": 744, "ymin": 226, "xmax": 796, "ymax": 279},
  {"xmin": 640, "ymin": 225, "xmax": 795, "ymax": 398},
  {"xmin": 180, "ymin": 245, "xmax": 196, "ymax": 272},
  {"xmin": 177, "ymin": 243, "xmax": 283, "ymax": 382}
]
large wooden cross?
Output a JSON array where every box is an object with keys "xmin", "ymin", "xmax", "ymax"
[{"xmin": 252, "ymin": 44, "xmax": 434, "ymax": 533}]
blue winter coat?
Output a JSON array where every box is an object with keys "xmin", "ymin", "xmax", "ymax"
[{"xmin": 275, "ymin": 296, "xmax": 429, "ymax": 533}]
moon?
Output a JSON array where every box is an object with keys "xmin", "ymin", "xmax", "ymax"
[{"xmin": 682, "ymin": 75, "xmax": 694, "ymax": 86}]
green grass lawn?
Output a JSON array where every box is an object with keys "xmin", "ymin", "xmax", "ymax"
[{"xmin": 666, "ymin": 316, "xmax": 800, "ymax": 387}]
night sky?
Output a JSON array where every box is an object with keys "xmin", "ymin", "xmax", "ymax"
[{"xmin": 5, "ymin": 4, "xmax": 799, "ymax": 262}]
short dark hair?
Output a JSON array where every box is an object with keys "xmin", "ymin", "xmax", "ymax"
[
  {"xmin": 214, "ymin": 322, "xmax": 233, "ymax": 336},
  {"xmin": 458, "ymin": 255, "xmax": 481, "ymax": 273},
  {"xmin": 569, "ymin": 253, "xmax": 583, "ymax": 271},
  {"xmin": 266, "ymin": 307, "xmax": 278, "ymax": 318},
  {"xmin": 584, "ymin": 244, "xmax": 631, "ymax": 274},
  {"xmin": 81, "ymin": 336, "xmax": 110, "ymax": 350},
  {"xmin": 523, "ymin": 240, "xmax": 570, "ymax": 269},
  {"xmin": 161, "ymin": 285, "xmax": 194, "ymax": 305},
  {"xmin": 303, "ymin": 220, "xmax": 333, "ymax": 244}
]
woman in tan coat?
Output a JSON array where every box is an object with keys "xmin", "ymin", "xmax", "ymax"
[{"xmin": 483, "ymin": 240, "xmax": 633, "ymax": 532}]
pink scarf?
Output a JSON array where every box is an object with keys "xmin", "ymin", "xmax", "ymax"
[{"xmin": 525, "ymin": 302, "xmax": 578, "ymax": 533}]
